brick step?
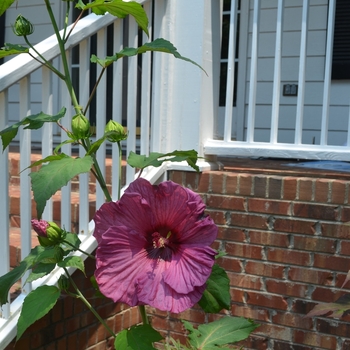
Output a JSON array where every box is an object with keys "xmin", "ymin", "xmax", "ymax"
[
  {"xmin": 9, "ymin": 185, "xmax": 96, "ymax": 232},
  {"xmin": 7, "ymin": 151, "xmax": 127, "ymax": 271},
  {"xmin": 8, "ymin": 152, "xmax": 127, "ymax": 194},
  {"xmin": 9, "ymin": 227, "xmax": 38, "ymax": 268}
]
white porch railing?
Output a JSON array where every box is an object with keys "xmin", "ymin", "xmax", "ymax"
[
  {"xmin": 206, "ymin": 0, "xmax": 350, "ymax": 161},
  {"xmin": 0, "ymin": 0, "xmax": 217, "ymax": 347}
]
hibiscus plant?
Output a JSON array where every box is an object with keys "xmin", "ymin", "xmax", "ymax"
[{"xmin": 0, "ymin": 1, "xmax": 258, "ymax": 349}]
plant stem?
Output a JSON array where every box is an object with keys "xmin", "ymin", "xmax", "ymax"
[
  {"xmin": 138, "ymin": 305, "xmax": 149, "ymax": 325},
  {"xmin": 117, "ymin": 142, "xmax": 122, "ymax": 200},
  {"xmin": 84, "ymin": 138, "xmax": 113, "ymax": 203},
  {"xmin": 65, "ymin": 9, "xmax": 86, "ymax": 43},
  {"xmin": 64, "ymin": 267, "xmax": 116, "ymax": 338},
  {"xmin": 83, "ymin": 67, "xmax": 106, "ymax": 116},
  {"xmin": 24, "ymin": 37, "xmax": 65, "ymax": 79},
  {"xmin": 44, "ymin": 0, "xmax": 81, "ymax": 116}
]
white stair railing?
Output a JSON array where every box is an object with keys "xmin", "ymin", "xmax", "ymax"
[{"xmin": 206, "ymin": 0, "xmax": 350, "ymax": 161}]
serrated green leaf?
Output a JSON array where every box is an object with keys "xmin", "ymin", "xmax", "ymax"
[
  {"xmin": 78, "ymin": 0, "xmax": 148, "ymax": 36},
  {"xmin": 0, "ymin": 108, "xmax": 66, "ymax": 151},
  {"xmin": 114, "ymin": 324, "xmax": 163, "ymax": 350},
  {"xmin": 29, "ymin": 155, "xmax": 94, "ymax": 219},
  {"xmin": 183, "ymin": 317, "xmax": 259, "ymax": 349},
  {"xmin": 127, "ymin": 150, "xmax": 199, "ymax": 172},
  {"xmin": 91, "ymin": 38, "xmax": 206, "ymax": 75},
  {"xmin": 28, "ymin": 153, "xmax": 67, "ymax": 169},
  {"xmin": 198, "ymin": 264, "xmax": 231, "ymax": 313},
  {"xmin": 58, "ymin": 256, "xmax": 85, "ymax": 275},
  {"xmin": 86, "ymin": 135, "xmax": 107, "ymax": 155},
  {"xmin": 25, "ymin": 263, "xmax": 56, "ymax": 283},
  {"xmin": 17, "ymin": 286, "xmax": 60, "ymax": 340},
  {"xmin": 62, "ymin": 232, "xmax": 82, "ymax": 253},
  {"xmin": 0, "ymin": 0, "xmax": 16, "ymax": 16},
  {"xmin": 35, "ymin": 246, "xmax": 64, "ymax": 264},
  {"xmin": 0, "ymin": 43, "xmax": 29, "ymax": 59},
  {"xmin": 0, "ymin": 246, "xmax": 45, "ymax": 305}
]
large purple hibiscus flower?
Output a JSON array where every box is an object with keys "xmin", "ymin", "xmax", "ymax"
[{"xmin": 93, "ymin": 178, "xmax": 217, "ymax": 313}]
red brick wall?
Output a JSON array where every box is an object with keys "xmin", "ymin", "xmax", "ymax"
[{"xmin": 164, "ymin": 167, "xmax": 350, "ymax": 350}]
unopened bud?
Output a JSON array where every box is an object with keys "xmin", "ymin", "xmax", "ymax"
[
  {"xmin": 71, "ymin": 114, "xmax": 91, "ymax": 140},
  {"xmin": 58, "ymin": 275, "xmax": 70, "ymax": 291},
  {"xmin": 13, "ymin": 15, "xmax": 34, "ymax": 37},
  {"xmin": 104, "ymin": 120, "xmax": 127, "ymax": 142},
  {"xmin": 31, "ymin": 219, "xmax": 65, "ymax": 247}
]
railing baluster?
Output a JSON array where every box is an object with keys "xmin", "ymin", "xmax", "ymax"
[
  {"xmin": 320, "ymin": 0, "xmax": 336, "ymax": 146},
  {"xmin": 247, "ymin": 0, "xmax": 260, "ymax": 143},
  {"xmin": 19, "ymin": 77, "xmax": 32, "ymax": 295},
  {"xmin": 96, "ymin": 27, "xmax": 107, "ymax": 209},
  {"xmin": 41, "ymin": 65, "xmax": 53, "ymax": 222},
  {"xmin": 140, "ymin": 2, "xmax": 153, "ymax": 156},
  {"xmin": 295, "ymin": 0, "xmax": 309, "ymax": 145},
  {"xmin": 0, "ymin": 90, "xmax": 10, "ymax": 319},
  {"xmin": 61, "ymin": 52, "xmax": 72, "ymax": 231},
  {"xmin": 112, "ymin": 19, "xmax": 124, "ymax": 201},
  {"xmin": 270, "ymin": 0, "xmax": 284, "ymax": 144},
  {"xmin": 224, "ymin": 0, "xmax": 237, "ymax": 142},
  {"xmin": 79, "ymin": 39, "xmax": 90, "ymax": 234},
  {"xmin": 126, "ymin": 19, "xmax": 138, "ymax": 185}
]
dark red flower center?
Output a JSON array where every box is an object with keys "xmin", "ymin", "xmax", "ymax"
[{"xmin": 146, "ymin": 231, "xmax": 173, "ymax": 261}]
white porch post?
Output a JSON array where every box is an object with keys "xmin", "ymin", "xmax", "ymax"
[{"xmin": 151, "ymin": 0, "xmax": 221, "ymax": 156}]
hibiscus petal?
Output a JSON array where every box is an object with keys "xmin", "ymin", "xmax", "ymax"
[
  {"xmin": 93, "ymin": 192, "xmax": 155, "ymax": 243},
  {"xmin": 177, "ymin": 215, "xmax": 218, "ymax": 246},
  {"xmin": 163, "ymin": 246, "xmax": 216, "ymax": 294},
  {"xmin": 94, "ymin": 227, "xmax": 148, "ymax": 305},
  {"xmin": 126, "ymin": 179, "xmax": 206, "ymax": 233},
  {"xmin": 135, "ymin": 261, "xmax": 206, "ymax": 313}
]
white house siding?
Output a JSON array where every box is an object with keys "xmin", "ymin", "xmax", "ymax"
[
  {"xmin": 239, "ymin": 0, "xmax": 349, "ymax": 146},
  {"xmin": 4, "ymin": 0, "xmax": 64, "ymax": 141}
]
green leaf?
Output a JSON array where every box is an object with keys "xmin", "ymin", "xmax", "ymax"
[
  {"xmin": 0, "ymin": 246, "xmax": 45, "ymax": 305},
  {"xmin": 305, "ymin": 294, "xmax": 350, "ymax": 318},
  {"xmin": 91, "ymin": 38, "xmax": 206, "ymax": 74},
  {"xmin": 86, "ymin": 135, "xmax": 107, "ymax": 155},
  {"xmin": 17, "ymin": 286, "xmax": 60, "ymax": 340},
  {"xmin": 0, "ymin": 43, "xmax": 29, "ymax": 59},
  {"xmin": 35, "ymin": 246, "xmax": 64, "ymax": 264},
  {"xmin": 114, "ymin": 324, "xmax": 163, "ymax": 350},
  {"xmin": 26, "ymin": 263, "xmax": 56, "ymax": 283},
  {"xmin": 0, "ymin": 108, "xmax": 66, "ymax": 151},
  {"xmin": 78, "ymin": 0, "xmax": 148, "ymax": 36},
  {"xmin": 127, "ymin": 150, "xmax": 199, "ymax": 172},
  {"xmin": 183, "ymin": 317, "xmax": 259, "ymax": 349},
  {"xmin": 58, "ymin": 256, "xmax": 85, "ymax": 275},
  {"xmin": 0, "ymin": 0, "xmax": 16, "ymax": 16},
  {"xmin": 90, "ymin": 275, "xmax": 106, "ymax": 299},
  {"xmin": 29, "ymin": 155, "xmax": 94, "ymax": 219},
  {"xmin": 198, "ymin": 264, "xmax": 231, "ymax": 313},
  {"xmin": 62, "ymin": 232, "xmax": 82, "ymax": 253},
  {"xmin": 27, "ymin": 153, "xmax": 67, "ymax": 169}
]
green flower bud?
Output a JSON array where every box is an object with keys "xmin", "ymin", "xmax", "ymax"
[
  {"xmin": 12, "ymin": 15, "xmax": 34, "ymax": 37},
  {"xmin": 37, "ymin": 235, "xmax": 52, "ymax": 247},
  {"xmin": 32, "ymin": 219, "xmax": 65, "ymax": 247},
  {"xmin": 58, "ymin": 275, "xmax": 70, "ymax": 291},
  {"xmin": 71, "ymin": 114, "xmax": 91, "ymax": 140},
  {"xmin": 104, "ymin": 120, "xmax": 127, "ymax": 143},
  {"xmin": 46, "ymin": 221, "xmax": 65, "ymax": 243}
]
